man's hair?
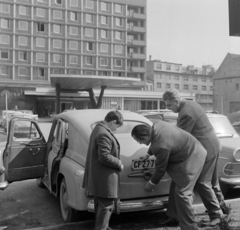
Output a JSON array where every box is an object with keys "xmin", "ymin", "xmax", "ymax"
[
  {"xmin": 162, "ymin": 89, "xmax": 180, "ymax": 102},
  {"xmin": 131, "ymin": 124, "xmax": 151, "ymax": 141},
  {"xmin": 105, "ymin": 110, "xmax": 123, "ymax": 126}
]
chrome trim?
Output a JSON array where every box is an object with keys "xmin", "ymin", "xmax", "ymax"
[
  {"xmin": 87, "ymin": 196, "xmax": 168, "ymax": 213},
  {"xmin": 233, "ymin": 148, "xmax": 240, "ymax": 161},
  {"xmin": 219, "ymin": 177, "xmax": 240, "ymax": 185},
  {"xmin": 222, "ymin": 162, "xmax": 240, "ymax": 176}
]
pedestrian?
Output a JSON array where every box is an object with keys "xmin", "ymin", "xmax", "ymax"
[
  {"xmin": 132, "ymin": 122, "xmax": 207, "ymax": 230},
  {"xmin": 82, "ymin": 110, "xmax": 124, "ymax": 230},
  {"xmin": 162, "ymin": 89, "xmax": 227, "ymax": 225},
  {"xmin": 13, "ymin": 105, "xmax": 18, "ymax": 111}
]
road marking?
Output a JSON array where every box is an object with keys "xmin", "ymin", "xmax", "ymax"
[{"xmin": 0, "ymin": 210, "xmax": 29, "ymax": 222}]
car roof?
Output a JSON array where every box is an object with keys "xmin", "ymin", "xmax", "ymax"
[{"xmin": 162, "ymin": 112, "xmax": 227, "ymax": 119}]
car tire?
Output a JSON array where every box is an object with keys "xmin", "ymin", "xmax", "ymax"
[
  {"xmin": 220, "ymin": 182, "xmax": 229, "ymax": 197},
  {"xmin": 60, "ymin": 178, "xmax": 79, "ymax": 222},
  {"xmin": 36, "ymin": 178, "xmax": 46, "ymax": 188}
]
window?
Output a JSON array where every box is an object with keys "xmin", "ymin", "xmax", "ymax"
[
  {"xmin": 210, "ymin": 86, "xmax": 213, "ymax": 91},
  {"xmin": 70, "ymin": 0, "xmax": 78, "ymax": 7},
  {"xmin": 70, "ymin": 41, "xmax": 78, "ymax": 50},
  {"xmin": 193, "ymin": 85, "xmax": 198, "ymax": 90},
  {"xmin": 86, "ymin": 0, "xmax": 94, "ymax": 8},
  {"xmin": 166, "ymin": 64, "xmax": 171, "ymax": 70},
  {"xmin": 175, "ymin": 65, "xmax": 180, "ymax": 71},
  {"xmin": 0, "ymin": 66, "xmax": 8, "ymax": 75},
  {"xmin": 236, "ymin": 83, "xmax": 239, "ymax": 90},
  {"xmin": 54, "ymin": 54, "xmax": 61, "ymax": 63},
  {"xmin": 86, "ymin": 14, "xmax": 93, "ymax": 23},
  {"xmin": 37, "ymin": 8, "xmax": 45, "ymax": 17},
  {"xmin": 54, "ymin": 24, "xmax": 61, "ymax": 33},
  {"xmin": 54, "ymin": 10, "xmax": 62, "ymax": 19},
  {"xmin": 70, "ymin": 55, "xmax": 77, "ymax": 64},
  {"xmin": 36, "ymin": 37, "xmax": 45, "ymax": 47},
  {"xmin": 86, "ymin": 56, "xmax": 93, "ymax": 65},
  {"xmin": 115, "ymin": 31, "xmax": 122, "ymax": 40},
  {"xmin": 166, "ymin": 74, "xmax": 171, "ymax": 80},
  {"xmin": 157, "ymin": 83, "xmax": 161, "ymax": 88},
  {"xmin": 101, "ymin": 16, "xmax": 108, "ymax": 24},
  {"xmin": 100, "ymin": 43, "xmax": 108, "ymax": 52},
  {"xmin": 101, "ymin": 2, "xmax": 108, "ymax": 11},
  {"xmin": 156, "ymin": 63, "xmax": 161, "ymax": 69},
  {"xmin": 19, "ymin": 6, "xmax": 27, "ymax": 15},
  {"xmin": 38, "ymin": 0, "xmax": 46, "ymax": 2},
  {"xmin": 69, "ymin": 69, "xmax": 77, "ymax": 74},
  {"xmin": 184, "ymin": 85, "xmax": 188, "ymax": 90},
  {"xmin": 19, "ymin": 36, "xmax": 27, "ymax": 45},
  {"xmin": 115, "ymin": 59, "xmax": 122, "ymax": 67},
  {"xmin": 175, "ymin": 84, "xmax": 179, "ymax": 89},
  {"xmin": 19, "ymin": 67, "xmax": 27, "ymax": 76},
  {"xmin": 19, "ymin": 21, "xmax": 28, "ymax": 30},
  {"xmin": 115, "ymin": 4, "xmax": 122, "ymax": 12},
  {"xmin": 55, "ymin": 0, "xmax": 62, "ymax": 4},
  {"xmin": 85, "ymin": 28, "xmax": 93, "ymax": 37},
  {"xmin": 19, "ymin": 51, "xmax": 27, "ymax": 60},
  {"xmin": 202, "ymin": 77, "xmax": 206, "ymax": 82},
  {"xmin": 100, "ymin": 58, "xmax": 108, "ymax": 66},
  {"xmin": 0, "ymin": 51, "xmax": 9, "ymax": 59},
  {"xmin": 101, "ymin": 29, "xmax": 107, "ymax": 38},
  {"xmin": 0, "ymin": 35, "xmax": 9, "ymax": 44},
  {"xmin": 36, "ymin": 53, "xmax": 45, "ymax": 62},
  {"xmin": 87, "ymin": 42, "xmax": 93, "ymax": 51},
  {"xmin": 1, "ymin": 4, "xmax": 10, "ymax": 13},
  {"xmin": 1, "ymin": 19, "xmax": 9, "ymax": 28},
  {"xmin": 116, "ymin": 18, "xmax": 122, "ymax": 26},
  {"xmin": 38, "ymin": 68, "xmax": 44, "ymax": 77},
  {"xmin": 174, "ymin": 75, "xmax": 179, "ymax": 80},
  {"xmin": 166, "ymin": 83, "xmax": 171, "ymax": 89},
  {"xmin": 184, "ymin": 76, "xmax": 188, "ymax": 81},
  {"xmin": 115, "ymin": 45, "xmax": 123, "ymax": 53},
  {"xmin": 53, "ymin": 39, "xmax": 62, "ymax": 48},
  {"xmin": 193, "ymin": 76, "xmax": 198, "ymax": 81},
  {"xmin": 70, "ymin": 12, "xmax": 77, "ymax": 21},
  {"xmin": 70, "ymin": 26, "xmax": 78, "ymax": 35},
  {"xmin": 53, "ymin": 69, "xmax": 62, "ymax": 74},
  {"xmin": 85, "ymin": 71, "xmax": 93, "ymax": 75},
  {"xmin": 37, "ymin": 22, "xmax": 45, "ymax": 32},
  {"xmin": 202, "ymin": 86, "xmax": 206, "ymax": 90}
]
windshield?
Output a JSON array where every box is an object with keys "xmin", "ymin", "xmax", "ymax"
[{"xmin": 208, "ymin": 117, "xmax": 239, "ymax": 137}]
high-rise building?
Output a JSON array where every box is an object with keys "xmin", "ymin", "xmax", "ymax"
[{"xmin": 0, "ymin": 0, "xmax": 147, "ymax": 113}]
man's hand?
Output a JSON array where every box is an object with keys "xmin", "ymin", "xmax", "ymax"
[
  {"xmin": 119, "ymin": 164, "xmax": 124, "ymax": 172},
  {"xmin": 140, "ymin": 154, "xmax": 150, "ymax": 162},
  {"xmin": 144, "ymin": 181, "xmax": 155, "ymax": 192}
]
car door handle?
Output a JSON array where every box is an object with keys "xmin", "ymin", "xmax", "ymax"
[{"xmin": 29, "ymin": 148, "xmax": 40, "ymax": 155}]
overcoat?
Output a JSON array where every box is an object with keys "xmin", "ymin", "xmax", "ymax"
[
  {"xmin": 82, "ymin": 121, "xmax": 122, "ymax": 198},
  {"xmin": 177, "ymin": 100, "xmax": 221, "ymax": 162},
  {"xmin": 148, "ymin": 121, "xmax": 207, "ymax": 188}
]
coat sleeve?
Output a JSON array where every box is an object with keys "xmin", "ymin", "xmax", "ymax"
[
  {"xmin": 150, "ymin": 148, "xmax": 170, "ymax": 185},
  {"xmin": 97, "ymin": 132, "xmax": 122, "ymax": 170},
  {"xmin": 177, "ymin": 113, "xmax": 195, "ymax": 133}
]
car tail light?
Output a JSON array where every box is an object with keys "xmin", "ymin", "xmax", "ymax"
[
  {"xmin": 223, "ymin": 163, "xmax": 240, "ymax": 176},
  {"xmin": 233, "ymin": 149, "xmax": 240, "ymax": 161}
]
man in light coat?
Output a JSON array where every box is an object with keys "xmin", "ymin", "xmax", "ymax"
[
  {"xmin": 82, "ymin": 111, "xmax": 124, "ymax": 230},
  {"xmin": 163, "ymin": 89, "xmax": 227, "ymax": 226},
  {"xmin": 132, "ymin": 122, "xmax": 207, "ymax": 230}
]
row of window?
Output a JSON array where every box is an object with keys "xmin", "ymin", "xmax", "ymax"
[
  {"xmin": 154, "ymin": 74, "xmax": 212, "ymax": 82},
  {"xmin": 1, "ymin": 1, "xmax": 124, "ymax": 15},
  {"xmin": 156, "ymin": 83, "xmax": 212, "ymax": 91},
  {"xmin": 155, "ymin": 63, "xmax": 180, "ymax": 71}
]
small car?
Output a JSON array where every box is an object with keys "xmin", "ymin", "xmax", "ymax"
[
  {"xmin": 1, "ymin": 111, "xmax": 23, "ymax": 131},
  {"xmin": 0, "ymin": 110, "xmax": 170, "ymax": 222},
  {"xmin": 144, "ymin": 111, "xmax": 240, "ymax": 195},
  {"xmin": 227, "ymin": 111, "xmax": 240, "ymax": 135},
  {"xmin": 19, "ymin": 110, "xmax": 39, "ymax": 121}
]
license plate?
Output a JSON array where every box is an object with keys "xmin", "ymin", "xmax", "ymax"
[{"xmin": 132, "ymin": 159, "xmax": 155, "ymax": 170}]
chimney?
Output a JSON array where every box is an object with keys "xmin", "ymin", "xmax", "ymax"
[{"xmin": 149, "ymin": 55, "xmax": 151, "ymax": 61}]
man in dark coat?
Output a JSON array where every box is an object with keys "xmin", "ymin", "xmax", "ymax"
[
  {"xmin": 132, "ymin": 122, "xmax": 207, "ymax": 230},
  {"xmin": 163, "ymin": 89, "xmax": 227, "ymax": 226},
  {"xmin": 82, "ymin": 111, "xmax": 124, "ymax": 230}
]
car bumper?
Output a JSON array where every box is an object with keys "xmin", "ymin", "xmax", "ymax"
[
  {"xmin": 220, "ymin": 177, "xmax": 240, "ymax": 185},
  {"xmin": 87, "ymin": 196, "xmax": 168, "ymax": 213}
]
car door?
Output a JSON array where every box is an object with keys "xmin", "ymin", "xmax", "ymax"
[{"xmin": 3, "ymin": 117, "xmax": 47, "ymax": 183}]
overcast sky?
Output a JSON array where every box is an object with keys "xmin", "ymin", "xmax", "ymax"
[{"xmin": 147, "ymin": 0, "xmax": 240, "ymax": 69}]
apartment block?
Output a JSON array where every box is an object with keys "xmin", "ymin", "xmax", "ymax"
[
  {"xmin": 146, "ymin": 59, "xmax": 215, "ymax": 110},
  {"xmin": 0, "ymin": 0, "xmax": 147, "ymax": 113}
]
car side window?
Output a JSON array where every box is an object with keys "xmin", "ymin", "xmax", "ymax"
[{"xmin": 13, "ymin": 120, "xmax": 40, "ymax": 140}]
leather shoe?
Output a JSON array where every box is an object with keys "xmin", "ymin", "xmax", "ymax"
[
  {"xmin": 209, "ymin": 217, "xmax": 222, "ymax": 227},
  {"xmin": 159, "ymin": 217, "xmax": 179, "ymax": 226}
]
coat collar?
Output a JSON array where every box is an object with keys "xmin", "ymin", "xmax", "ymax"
[{"xmin": 178, "ymin": 99, "xmax": 186, "ymax": 112}]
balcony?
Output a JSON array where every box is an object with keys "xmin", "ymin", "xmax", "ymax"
[
  {"xmin": 128, "ymin": 12, "xmax": 146, "ymax": 20},
  {"xmin": 128, "ymin": 53, "xmax": 146, "ymax": 59},
  {"xmin": 128, "ymin": 67, "xmax": 146, "ymax": 73},
  {"xmin": 127, "ymin": 24, "xmax": 146, "ymax": 33},
  {"xmin": 127, "ymin": 39, "xmax": 146, "ymax": 46}
]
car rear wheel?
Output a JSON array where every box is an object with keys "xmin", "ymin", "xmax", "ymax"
[
  {"xmin": 60, "ymin": 178, "xmax": 79, "ymax": 222},
  {"xmin": 220, "ymin": 182, "xmax": 229, "ymax": 197}
]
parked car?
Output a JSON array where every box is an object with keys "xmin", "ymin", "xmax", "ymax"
[
  {"xmin": 1, "ymin": 111, "xmax": 23, "ymax": 130},
  {"xmin": 0, "ymin": 110, "xmax": 170, "ymax": 222},
  {"xmin": 227, "ymin": 111, "xmax": 240, "ymax": 135},
  {"xmin": 143, "ymin": 111, "xmax": 240, "ymax": 195},
  {"xmin": 19, "ymin": 110, "xmax": 39, "ymax": 121}
]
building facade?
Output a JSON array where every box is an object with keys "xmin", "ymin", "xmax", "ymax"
[
  {"xmin": 0, "ymin": 0, "xmax": 147, "ymax": 115},
  {"xmin": 146, "ymin": 59, "xmax": 215, "ymax": 110}
]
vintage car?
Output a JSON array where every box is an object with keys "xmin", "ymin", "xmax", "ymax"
[
  {"xmin": 1, "ymin": 111, "xmax": 23, "ymax": 130},
  {"xmin": 0, "ymin": 110, "xmax": 170, "ymax": 222},
  {"xmin": 19, "ymin": 110, "xmax": 39, "ymax": 121},
  {"xmin": 227, "ymin": 111, "xmax": 240, "ymax": 135},
  {"xmin": 143, "ymin": 111, "xmax": 240, "ymax": 195}
]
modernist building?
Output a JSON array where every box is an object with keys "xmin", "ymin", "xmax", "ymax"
[
  {"xmin": 213, "ymin": 53, "xmax": 240, "ymax": 115},
  {"xmin": 146, "ymin": 58, "xmax": 215, "ymax": 110},
  {"xmin": 0, "ymin": 0, "xmax": 147, "ymax": 115}
]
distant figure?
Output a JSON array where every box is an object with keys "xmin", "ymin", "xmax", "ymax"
[
  {"xmin": 13, "ymin": 105, "xmax": 18, "ymax": 111},
  {"xmin": 117, "ymin": 105, "xmax": 121, "ymax": 110}
]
